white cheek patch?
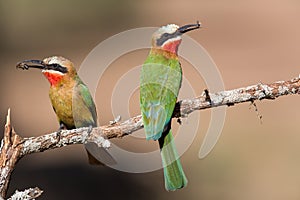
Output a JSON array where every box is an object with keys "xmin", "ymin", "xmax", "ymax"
[
  {"xmin": 162, "ymin": 36, "xmax": 182, "ymax": 47},
  {"xmin": 42, "ymin": 69, "xmax": 65, "ymax": 76}
]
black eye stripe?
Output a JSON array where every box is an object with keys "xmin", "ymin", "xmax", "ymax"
[
  {"xmin": 156, "ymin": 31, "xmax": 180, "ymax": 46},
  {"xmin": 46, "ymin": 63, "xmax": 68, "ymax": 73},
  {"xmin": 161, "ymin": 33, "xmax": 170, "ymax": 40}
]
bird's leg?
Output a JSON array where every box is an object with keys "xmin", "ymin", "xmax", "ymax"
[
  {"xmin": 87, "ymin": 125, "xmax": 93, "ymax": 136},
  {"xmin": 56, "ymin": 123, "xmax": 65, "ymax": 143},
  {"xmin": 85, "ymin": 125, "xmax": 93, "ymax": 143}
]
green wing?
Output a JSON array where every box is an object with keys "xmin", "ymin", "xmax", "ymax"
[
  {"xmin": 73, "ymin": 80, "xmax": 116, "ymax": 165},
  {"xmin": 73, "ymin": 81, "xmax": 98, "ymax": 128},
  {"xmin": 140, "ymin": 53, "xmax": 182, "ymax": 140}
]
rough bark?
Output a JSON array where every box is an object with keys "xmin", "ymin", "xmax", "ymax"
[{"xmin": 0, "ymin": 75, "xmax": 299, "ymax": 199}]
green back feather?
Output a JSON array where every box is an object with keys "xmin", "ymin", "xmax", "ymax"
[
  {"xmin": 140, "ymin": 49, "xmax": 187, "ymax": 190},
  {"xmin": 140, "ymin": 50, "xmax": 182, "ymax": 140}
]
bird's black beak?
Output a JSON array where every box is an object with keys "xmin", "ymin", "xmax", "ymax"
[
  {"xmin": 178, "ymin": 21, "xmax": 201, "ymax": 34},
  {"xmin": 16, "ymin": 60, "xmax": 46, "ymax": 70},
  {"xmin": 16, "ymin": 59, "xmax": 68, "ymax": 73}
]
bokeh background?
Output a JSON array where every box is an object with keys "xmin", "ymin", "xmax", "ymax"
[{"xmin": 1, "ymin": 0, "xmax": 300, "ymax": 199}]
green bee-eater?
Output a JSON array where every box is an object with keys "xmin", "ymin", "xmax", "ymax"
[
  {"xmin": 17, "ymin": 56, "xmax": 115, "ymax": 165},
  {"xmin": 140, "ymin": 22, "xmax": 200, "ymax": 191}
]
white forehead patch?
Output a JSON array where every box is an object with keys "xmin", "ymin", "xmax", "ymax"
[
  {"xmin": 157, "ymin": 24, "xmax": 179, "ymax": 35},
  {"xmin": 43, "ymin": 56, "xmax": 64, "ymax": 65}
]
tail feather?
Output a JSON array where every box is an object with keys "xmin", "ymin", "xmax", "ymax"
[{"xmin": 159, "ymin": 130, "xmax": 187, "ymax": 191}]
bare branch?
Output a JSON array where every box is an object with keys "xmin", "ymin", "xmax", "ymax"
[
  {"xmin": 7, "ymin": 187, "xmax": 43, "ymax": 200},
  {"xmin": 20, "ymin": 127, "xmax": 110, "ymax": 156},
  {"xmin": 0, "ymin": 109, "xmax": 23, "ymax": 198},
  {"xmin": 6, "ymin": 75, "xmax": 295, "ymax": 157},
  {"xmin": 0, "ymin": 75, "xmax": 299, "ymax": 198},
  {"xmin": 19, "ymin": 75, "xmax": 300, "ymax": 155},
  {"xmin": 173, "ymin": 75, "xmax": 300, "ymax": 117}
]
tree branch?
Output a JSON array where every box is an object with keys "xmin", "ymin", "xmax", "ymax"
[
  {"xmin": 0, "ymin": 109, "xmax": 23, "ymax": 198},
  {"xmin": 7, "ymin": 187, "xmax": 43, "ymax": 200},
  {"xmin": 0, "ymin": 75, "xmax": 299, "ymax": 199},
  {"xmin": 173, "ymin": 75, "xmax": 300, "ymax": 117}
]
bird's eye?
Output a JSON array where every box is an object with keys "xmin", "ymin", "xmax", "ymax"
[
  {"xmin": 157, "ymin": 33, "xmax": 172, "ymax": 46},
  {"xmin": 160, "ymin": 33, "xmax": 170, "ymax": 40}
]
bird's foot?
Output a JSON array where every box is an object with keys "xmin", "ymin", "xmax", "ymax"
[
  {"xmin": 56, "ymin": 123, "xmax": 65, "ymax": 143},
  {"xmin": 55, "ymin": 129, "xmax": 61, "ymax": 143},
  {"xmin": 87, "ymin": 125, "xmax": 93, "ymax": 135}
]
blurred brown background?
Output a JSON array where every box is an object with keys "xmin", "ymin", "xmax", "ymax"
[{"xmin": 1, "ymin": 0, "xmax": 300, "ymax": 199}]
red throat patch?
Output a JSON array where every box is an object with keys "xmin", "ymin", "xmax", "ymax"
[
  {"xmin": 162, "ymin": 39, "xmax": 182, "ymax": 54},
  {"xmin": 42, "ymin": 71, "xmax": 64, "ymax": 86}
]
